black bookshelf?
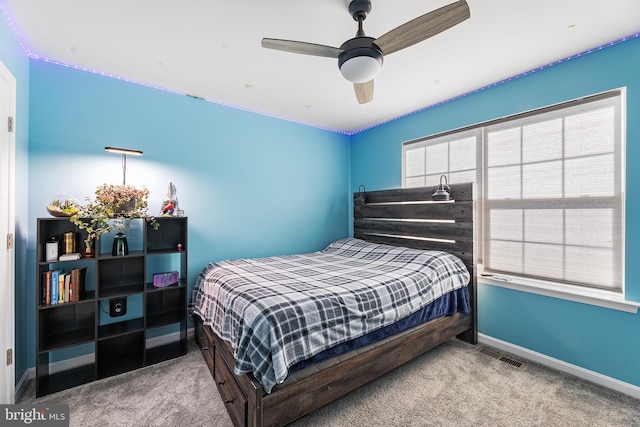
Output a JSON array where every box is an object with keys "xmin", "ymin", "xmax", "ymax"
[{"xmin": 35, "ymin": 216, "xmax": 188, "ymax": 397}]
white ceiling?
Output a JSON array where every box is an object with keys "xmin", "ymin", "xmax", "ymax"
[{"xmin": 1, "ymin": 0, "xmax": 639, "ymax": 133}]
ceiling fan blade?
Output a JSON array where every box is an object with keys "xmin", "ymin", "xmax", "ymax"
[
  {"xmin": 354, "ymin": 80, "xmax": 374, "ymax": 104},
  {"xmin": 374, "ymin": 0, "xmax": 470, "ymax": 56},
  {"xmin": 261, "ymin": 38, "xmax": 343, "ymax": 58}
]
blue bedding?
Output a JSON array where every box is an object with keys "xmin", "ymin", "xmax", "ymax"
[{"xmin": 289, "ymin": 286, "xmax": 470, "ymax": 373}]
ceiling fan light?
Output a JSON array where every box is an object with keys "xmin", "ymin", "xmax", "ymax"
[{"xmin": 339, "ymin": 54, "xmax": 382, "ymax": 83}]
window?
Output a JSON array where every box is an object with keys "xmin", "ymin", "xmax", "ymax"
[
  {"xmin": 403, "ymin": 90, "xmax": 624, "ymax": 294},
  {"xmin": 404, "ymin": 128, "xmax": 481, "ymax": 188}
]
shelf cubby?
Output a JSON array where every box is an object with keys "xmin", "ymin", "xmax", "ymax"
[
  {"xmin": 146, "ymin": 286, "xmax": 186, "ymax": 328},
  {"xmin": 37, "ymin": 345, "xmax": 96, "ymax": 396},
  {"xmin": 37, "ymin": 302, "xmax": 95, "ymax": 351},
  {"xmin": 146, "ymin": 341, "xmax": 186, "ymax": 365},
  {"xmin": 97, "ymin": 332, "xmax": 144, "ymax": 378},
  {"xmin": 146, "ymin": 217, "xmax": 187, "ymax": 253},
  {"xmin": 98, "ymin": 256, "xmax": 145, "ymax": 297}
]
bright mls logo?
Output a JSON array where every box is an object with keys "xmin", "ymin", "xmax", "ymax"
[{"xmin": 0, "ymin": 404, "xmax": 69, "ymax": 426}]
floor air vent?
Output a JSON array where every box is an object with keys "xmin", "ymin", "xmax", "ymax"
[{"xmin": 478, "ymin": 347, "xmax": 524, "ymax": 368}]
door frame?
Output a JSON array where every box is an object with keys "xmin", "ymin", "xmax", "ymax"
[{"xmin": 0, "ymin": 58, "xmax": 16, "ymax": 404}]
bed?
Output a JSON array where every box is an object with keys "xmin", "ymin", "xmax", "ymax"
[{"xmin": 191, "ymin": 183, "xmax": 477, "ymax": 427}]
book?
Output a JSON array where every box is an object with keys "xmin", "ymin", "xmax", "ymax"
[
  {"xmin": 58, "ymin": 271, "xmax": 65, "ymax": 304},
  {"xmin": 50, "ymin": 270, "xmax": 60, "ymax": 305},
  {"xmin": 59, "ymin": 252, "xmax": 81, "ymax": 261},
  {"xmin": 42, "ymin": 271, "xmax": 52, "ymax": 306},
  {"xmin": 63, "ymin": 272, "xmax": 71, "ymax": 303},
  {"xmin": 70, "ymin": 267, "xmax": 87, "ymax": 302},
  {"xmin": 45, "ymin": 271, "xmax": 52, "ymax": 305}
]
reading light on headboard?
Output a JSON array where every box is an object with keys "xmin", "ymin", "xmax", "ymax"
[
  {"xmin": 105, "ymin": 146, "xmax": 143, "ymax": 185},
  {"xmin": 354, "ymin": 184, "xmax": 367, "ymax": 205},
  {"xmin": 432, "ymin": 175, "xmax": 451, "ymax": 201}
]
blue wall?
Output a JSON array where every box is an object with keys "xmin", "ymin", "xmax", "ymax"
[
  {"xmin": 0, "ymin": 9, "xmax": 30, "ymax": 386},
  {"xmin": 351, "ymin": 36, "xmax": 640, "ymax": 388}
]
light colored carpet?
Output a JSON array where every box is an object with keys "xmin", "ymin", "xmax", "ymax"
[
  {"xmin": 20, "ymin": 342, "xmax": 231, "ymax": 427},
  {"xmin": 19, "ymin": 339, "xmax": 640, "ymax": 426}
]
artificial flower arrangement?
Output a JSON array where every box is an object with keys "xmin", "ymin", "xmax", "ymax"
[{"xmin": 70, "ymin": 184, "xmax": 159, "ymax": 246}]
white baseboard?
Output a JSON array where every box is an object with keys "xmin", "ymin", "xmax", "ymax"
[
  {"xmin": 479, "ymin": 333, "xmax": 640, "ymax": 400},
  {"xmin": 15, "ymin": 327, "xmax": 195, "ymax": 398}
]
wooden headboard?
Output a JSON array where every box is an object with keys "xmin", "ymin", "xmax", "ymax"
[{"xmin": 353, "ymin": 182, "xmax": 477, "ymax": 343}]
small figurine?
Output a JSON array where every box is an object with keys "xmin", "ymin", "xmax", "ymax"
[{"xmin": 160, "ymin": 181, "xmax": 179, "ymax": 216}]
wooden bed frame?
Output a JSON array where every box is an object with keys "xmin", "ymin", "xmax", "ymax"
[{"xmin": 193, "ymin": 183, "xmax": 477, "ymax": 427}]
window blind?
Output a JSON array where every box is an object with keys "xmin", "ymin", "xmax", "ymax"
[
  {"xmin": 403, "ymin": 128, "xmax": 481, "ymax": 188},
  {"xmin": 484, "ymin": 93, "xmax": 623, "ymax": 290}
]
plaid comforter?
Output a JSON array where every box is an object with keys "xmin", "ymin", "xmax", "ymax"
[{"xmin": 191, "ymin": 238, "xmax": 470, "ymax": 393}]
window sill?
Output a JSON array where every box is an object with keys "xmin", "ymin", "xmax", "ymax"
[{"xmin": 478, "ymin": 271, "xmax": 640, "ymax": 314}]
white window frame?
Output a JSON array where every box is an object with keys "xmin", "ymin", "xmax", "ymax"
[{"xmin": 402, "ymin": 88, "xmax": 640, "ymax": 313}]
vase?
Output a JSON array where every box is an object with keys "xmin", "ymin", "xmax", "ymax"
[{"xmin": 112, "ymin": 232, "xmax": 129, "ymax": 256}]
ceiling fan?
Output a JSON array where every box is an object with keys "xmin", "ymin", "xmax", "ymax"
[{"xmin": 261, "ymin": 0, "xmax": 470, "ymax": 104}]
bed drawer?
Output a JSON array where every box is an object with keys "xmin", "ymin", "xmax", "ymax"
[
  {"xmin": 195, "ymin": 321, "xmax": 214, "ymax": 376},
  {"xmin": 214, "ymin": 348, "xmax": 247, "ymax": 427}
]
